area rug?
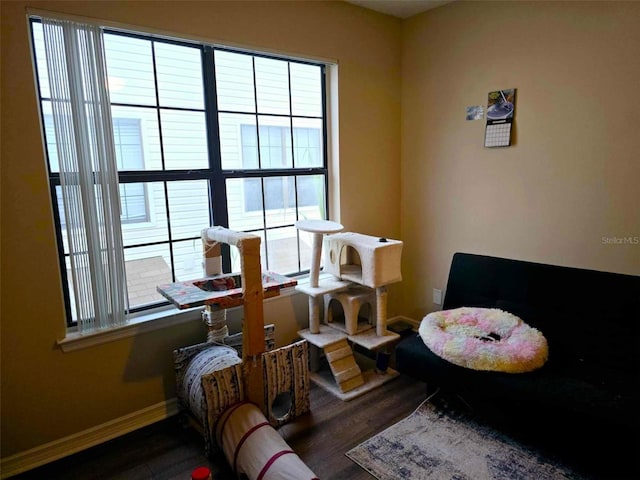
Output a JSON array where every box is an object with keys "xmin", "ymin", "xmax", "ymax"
[{"xmin": 345, "ymin": 397, "xmax": 586, "ymax": 480}]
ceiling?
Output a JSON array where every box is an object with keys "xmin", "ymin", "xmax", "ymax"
[{"xmin": 345, "ymin": 0, "xmax": 455, "ymax": 19}]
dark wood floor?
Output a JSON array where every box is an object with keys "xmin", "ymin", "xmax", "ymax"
[{"xmin": 11, "ymin": 373, "xmax": 427, "ymax": 480}]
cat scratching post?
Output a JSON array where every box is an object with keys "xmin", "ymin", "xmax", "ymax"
[
  {"xmin": 202, "ymin": 227, "xmax": 266, "ymax": 407},
  {"xmin": 295, "ymin": 219, "xmax": 346, "ymax": 333}
]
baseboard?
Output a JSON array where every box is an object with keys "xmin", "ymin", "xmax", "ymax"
[
  {"xmin": 387, "ymin": 315, "xmax": 420, "ymax": 330},
  {"xmin": 0, "ymin": 398, "xmax": 179, "ymax": 479}
]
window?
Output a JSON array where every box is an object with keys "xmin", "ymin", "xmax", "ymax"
[{"xmin": 31, "ymin": 20, "xmax": 329, "ymax": 326}]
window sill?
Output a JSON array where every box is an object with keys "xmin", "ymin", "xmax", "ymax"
[
  {"xmin": 57, "ymin": 306, "xmax": 201, "ymax": 352},
  {"xmin": 57, "ymin": 275, "xmax": 307, "ymax": 352}
]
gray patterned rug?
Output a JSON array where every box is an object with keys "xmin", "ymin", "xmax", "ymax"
[{"xmin": 346, "ymin": 397, "xmax": 586, "ymax": 480}]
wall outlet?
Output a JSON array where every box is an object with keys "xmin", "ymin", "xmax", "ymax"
[{"xmin": 433, "ymin": 288, "xmax": 442, "ymax": 305}]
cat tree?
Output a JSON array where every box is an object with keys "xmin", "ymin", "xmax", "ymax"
[
  {"xmin": 295, "ymin": 220, "xmax": 403, "ymax": 401},
  {"xmin": 158, "ymin": 227, "xmax": 317, "ymax": 479}
]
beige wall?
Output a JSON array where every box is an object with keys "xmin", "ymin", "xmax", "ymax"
[
  {"xmin": 400, "ymin": 1, "xmax": 640, "ymax": 320},
  {"xmin": 3, "ymin": 0, "xmax": 639, "ymax": 465},
  {"xmin": 0, "ymin": 0, "xmax": 401, "ymax": 457}
]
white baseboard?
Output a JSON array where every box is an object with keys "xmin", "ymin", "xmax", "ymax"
[{"xmin": 0, "ymin": 398, "xmax": 179, "ymax": 479}]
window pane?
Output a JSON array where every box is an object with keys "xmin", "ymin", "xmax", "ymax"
[
  {"xmin": 215, "ymin": 50, "xmax": 255, "ymax": 113},
  {"xmin": 242, "ymin": 178, "xmax": 264, "ymax": 212},
  {"xmin": 264, "ymin": 177, "xmax": 298, "ymax": 228},
  {"xmin": 42, "ymin": 102, "xmax": 59, "ymax": 172},
  {"xmin": 111, "ymin": 106, "xmax": 162, "ymax": 170},
  {"xmin": 297, "ymin": 175, "xmax": 326, "ymax": 220},
  {"xmin": 173, "ymin": 239, "xmax": 205, "ymax": 281},
  {"xmin": 112, "ymin": 117, "xmax": 144, "ymax": 170},
  {"xmin": 257, "ymin": 116, "xmax": 292, "ymax": 169},
  {"xmin": 155, "ymin": 42, "xmax": 204, "ymax": 110},
  {"xmin": 290, "ymin": 63, "xmax": 322, "ymax": 117},
  {"xmin": 160, "ymin": 110, "xmax": 208, "ymax": 169},
  {"xmin": 265, "ymin": 226, "xmax": 300, "ymax": 275},
  {"xmin": 120, "ymin": 182, "xmax": 149, "ymax": 223},
  {"xmin": 31, "ymin": 23, "xmax": 51, "ymax": 99},
  {"xmin": 104, "ymin": 33, "xmax": 156, "ymax": 106},
  {"xmin": 255, "ymin": 57, "xmax": 290, "ymax": 115},
  {"xmin": 121, "ymin": 182, "xmax": 167, "ymax": 247},
  {"xmin": 167, "ymin": 180, "xmax": 210, "ymax": 240},
  {"xmin": 219, "ymin": 113, "xmax": 257, "ymax": 170},
  {"xmin": 292, "ymin": 119, "xmax": 323, "ymax": 168},
  {"xmin": 124, "ymin": 244, "xmax": 172, "ymax": 308},
  {"xmin": 227, "ymin": 178, "xmax": 264, "ymax": 231}
]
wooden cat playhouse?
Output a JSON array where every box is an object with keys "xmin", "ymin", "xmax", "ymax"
[
  {"xmin": 295, "ymin": 220, "xmax": 403, "ymax": 400},
  {"xmin": 158, "ymin": 227, "xmax": 317, "ymax": 480}
]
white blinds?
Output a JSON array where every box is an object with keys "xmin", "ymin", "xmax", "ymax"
[{"xmin": 42, "ymin": 18, "xmax": 128, "ymax": 332}]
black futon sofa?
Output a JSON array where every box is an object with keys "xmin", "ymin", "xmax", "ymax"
[{"xmin": 395, "ymin": 252, "xmax": 639, "ymax": 477}]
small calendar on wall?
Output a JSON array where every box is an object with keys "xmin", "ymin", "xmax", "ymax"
[{"xmin": 484, "ymin": 88, "xmax": 516, "ymax": 148}]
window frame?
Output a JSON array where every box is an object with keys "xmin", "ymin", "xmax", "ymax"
[{"xmin": 30, "ymin": 19, "xmax": 330, "ymax": 328}]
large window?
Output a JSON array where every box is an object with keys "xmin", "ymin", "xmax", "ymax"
[{"xmin": 31, "ymin": 21, "xmax": 328, "ymax": 326}]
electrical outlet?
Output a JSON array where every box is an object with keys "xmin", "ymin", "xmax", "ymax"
[{"xmin": 433, "ymin": 288, "xmax": 442, "ymax": 305}]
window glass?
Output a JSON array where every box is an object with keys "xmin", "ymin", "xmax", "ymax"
[
  {"xmin": 226, "ymin": 178, "xmax": 264, "ymax": 232},
  {"xmin": 32, "ymin": 23, "xmax": 51, "ymax": 98},
  {"xmin": 167, "ymin": 180, "xmax": 210, "ymax": 240},
  {"xmin": 219, "ymin": 113, "xmax": 257, "ymax": 170},
  {"xmin": 265, "ymin": 226, "xmax": 301, "ymax": 275},
  {"xmin": 215, "ymin": 50, "xmax": 255, "ymax": 113},
  {"xmin": 172, "ymin": 238, "xmax": 205, "ymax": 281},
  {"xmin": 124, "ymin": 244, "xmax": 173, "ymax": 306},
  {"xmin": 120, "ymin": 182, "xmax": 149, "ymax": 223},
  {"xmin": 255, "ymin": 57, "xmax": 290, "ymax": 115},
  {"xmin": 292, "ymin": 119, "xmax": 323, "ymax": 168},
  {"xmin": 155, "ymin": 42, "xmax": 204, "ymax": 110},
  {"xmin": 290, "ymin": 63, "xmax": 322, "ymax": 117},
  {"xmin": 113, "ymin": 118, "xmax": 144, "ymax": 170},
  {"xmin": 160, "ymin": 110, "xmax": 209, "ymax": 169},
  {"xmin": 104, "ymin": 34, "xmax": 156, "ymax": 106},
  {"xmin": 121, "ymin": 182, "xmax": 167, "ymax": 246},
  {"xmin": 111, "ymin": 106, "xmax": 162, "ymax": 170},
  {"xmin": 297, "ymin": 175, "xmax": 325, "ymax": 217}
]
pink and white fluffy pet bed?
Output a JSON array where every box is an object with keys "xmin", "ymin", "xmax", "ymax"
[{"xmin": 419, "ymin": 307, "xmax": 548, "ymax": 373}]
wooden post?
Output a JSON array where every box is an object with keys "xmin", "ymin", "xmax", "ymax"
[
  {"xmin": 237, "ymin": 236, "xmax": 265, "ymax": 358},
  {"xmin": 237, "ymin": 235, "xmax": 265, "ymax": 409},
  {"xmin": 203, "ymin": 227, "xmax": 266, "ymax": 409}
]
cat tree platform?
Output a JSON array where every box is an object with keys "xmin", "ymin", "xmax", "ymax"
[{"xmin": 298, "ymin": 325, "xmax": 400, "ymax": 401}]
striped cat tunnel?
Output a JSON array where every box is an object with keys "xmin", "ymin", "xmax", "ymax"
[{"xmin": 215, "ymin": 401, "xmax": 318, "ymax": 480}]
